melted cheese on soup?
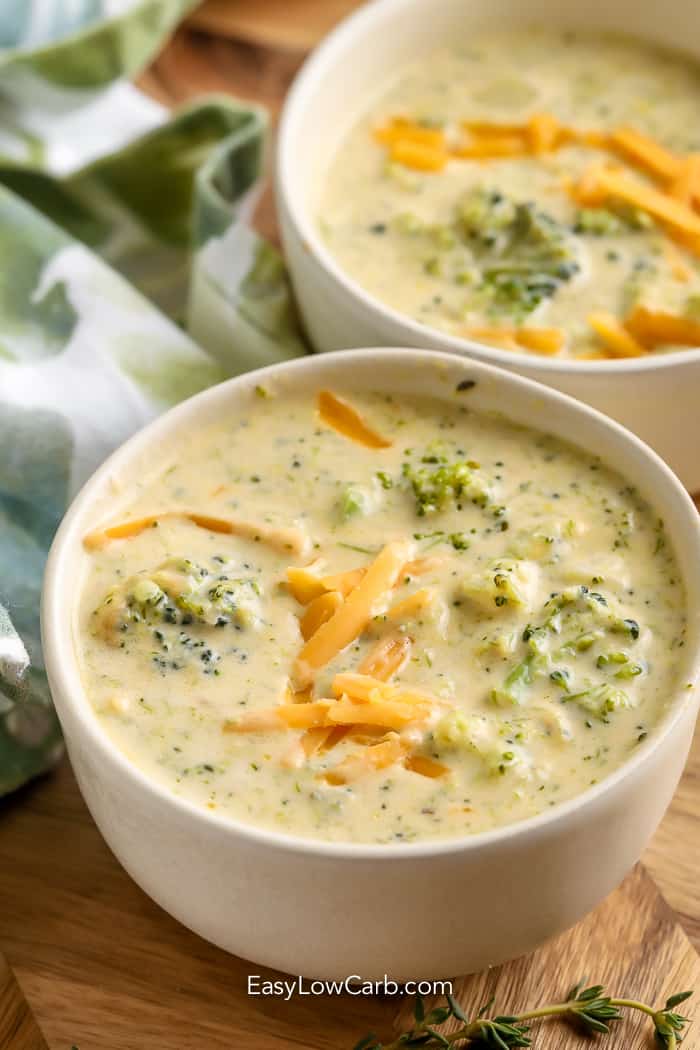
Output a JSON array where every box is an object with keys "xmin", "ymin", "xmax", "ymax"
[
  {"xmin": 320, "ymin": 29, "xmax": 700, "ymax": 360},
  {"xmin": 77, "ymin": 385, "xmax": 686, "ymax": 843}
]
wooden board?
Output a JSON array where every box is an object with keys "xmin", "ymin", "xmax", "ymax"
[
  {"xmin": 0, "ymin": 954, "xmax": 47, "ymax": 1050},
  {"xmin": 0, "ymin": 762, "xmax": 698, "ymax": 1050},
  {"xmin": 0, "ymin": 6, "xmax": 697, "ymax": 1048},
  {"xmin": 185, "ymin": 0, "xmax": 360, "ymax": 53}
]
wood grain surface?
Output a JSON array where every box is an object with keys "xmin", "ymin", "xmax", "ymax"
[
  {"xmin": 0, "ymin": 955, "xmax": 47, "ymax": 1050},
  {"xmin": 0, "ymin": 4, "xmax": 698, "ymax": 1047}
]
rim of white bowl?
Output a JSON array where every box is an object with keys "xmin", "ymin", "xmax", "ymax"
[
  {"xmin": 275, "ymin": 0, "xmax": 700, "ymax": 375},
  {"xmin": 42, "ymin": 348, "xmax": 700, "ymax": 860}
]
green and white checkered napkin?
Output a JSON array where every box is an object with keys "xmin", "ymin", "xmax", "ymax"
[{"xmin": 0, "ymin": 0, "xmax": 308, "ymax": 794}]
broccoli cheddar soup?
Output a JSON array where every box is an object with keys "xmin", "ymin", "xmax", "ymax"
[
  {"xmin": 77, "ymin": 385, "xmax": 686, "ymax": 844},
  {"xmin": 320, "ymin": 29, "xmax": 700, "ymax": 360}
]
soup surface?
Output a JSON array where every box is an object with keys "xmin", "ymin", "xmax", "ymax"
[
  {"xmin": 77, "ymin": 383, "xmax": 686, "ymax": 843},
  {"xmin": 320, "ymin": 29, "xmax": 700, "ymax": 360}
]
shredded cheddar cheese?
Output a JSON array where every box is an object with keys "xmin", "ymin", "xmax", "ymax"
[
  {"xmin": 389, "ymin": 139, "xmax": 448, "ymax": 171},
  {"xmin": 317, "ymin": 390, "xmax": 392, "ymax": 449},
  {"xmin": 84, "ymin": 512, "xmax": 310, "ymax": 557},
  {"xmin": 587, "ymin": 313, "xmax": 646, "ymax": 358},
  {"xmin": 466, "ymin": 326, "xmax": 565, "ymax": 355},
  {"xmin": 609, "ymin": 126, "xmax": 682, "ymax": 182},
  {"xmin": 292, "ymin": 540, "xmax": 414, "ymax": 687},
  {"xmin": 373, "ymin": 118, "xmax": 446, "ymax": 150},
  {"xmin": 624, "ymin": 306, "xmax": 700, "ymax": 348},
  {"xmin": 404, "ymin": 755, "xmax": 450, "ymax": 778},
  {"xmin": 299, "ymin": 590, "xmax": 343, "ymax": 641},
  {"xmin": 358, "ymin": 634, "xmax": 411, "ymax": 680}
]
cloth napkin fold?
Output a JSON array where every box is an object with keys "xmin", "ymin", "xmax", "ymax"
[{"xmin": 0, "ymin": 0, "xmax": 308, "ymax": 794}]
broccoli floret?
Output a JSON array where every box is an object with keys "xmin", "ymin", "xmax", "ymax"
[
  {"xmin": 92, "ymin": 557, "xmax": 263, "ymax": 643},
  {"xmin": 456, "ymin": 189, "xmax": 582, "ymax": 320},
  {"xmin": 402, "ymin": 455, "xmax": 492, "ymax": 516},
  {"xmin": 458, "ymin": 188, "xmax": 518, "ymax": 251},
  {"xmin": 434, "ymin": 712, "xmax": 530, "ymax": 776},
  {"xmin": 458, "ymin": 558, "xmax": 540, "ymax": 615},
  {"xmin": 489, "ymin": 586, "xmax": 644, "ymax": 711}
]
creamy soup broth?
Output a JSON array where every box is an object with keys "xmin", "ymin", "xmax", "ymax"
[
  {"xmin": 320, "ymin": 29, "xmax": 700, "ymax": 359},
  {"xmin": 77, "ymin": 385, "xmax": 686, "ymax": 843}
]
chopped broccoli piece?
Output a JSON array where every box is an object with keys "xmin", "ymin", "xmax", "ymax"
[
  {"xmin": 549, "ymin": 668, "xmax": 570, "ymax": 690},
  {"xmin": 458, "ymin": 187, "xmax": 518, "ymax": 251},
  {"xmin": 458, "ymin": 558, "xmax": 539, "ymax": 615},
  {"xmin": 574, "ymin": 205, "xmax": 652, "ymax": 236},
  {"xmin": 433, "ymin": 711, "xmax": 530, "ymax": 777},
  {"xmin": 563, "ymin": 683, "xmax": 633, "ymax": 720},
  {"xmin": 573, "ymin": 208, "xmax": 625, "ymax": 236},
  {"xmin": 92, "ymin": 557, "xmax": 263, "ymax": 642},
  {"xmin": 614, "ymin": 662, "xmax": 644, "ymax": 680},
  {"xmin": 338, "ymin": 483, "xmax": 373, "ymax": 521},
  {"xmin": 402, "ymin": 455, "xmax": 492, "ymax": 516},
  {"xmin": 491, "ymin": 642, "xmax": 547, "ymax": 706},
  {"xmin": 596, "ymin": 650, "xmax": 629, "ymax": 668},
  {"xmin": 456, "ymin": 189, "xmax": 582, "ymax": 320},
  {"xmin": 490, "ymin": 585, "xmax": 644, "ymax": 712}
]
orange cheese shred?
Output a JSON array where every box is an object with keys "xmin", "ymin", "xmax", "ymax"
[
  {"xmin": 358, "ymin": 634, "xmax": 411, "ymax": 680},
  {"xmin": 668, "ymin": 154, "xmax": 700, "ymax": 206},
  {"xmin": 300, "ymin": 726, "xmax": 336, "ymax": 757},
  {"xmin": 374, "ymin": 118, "xmax": 445, "ymax": 149},
  {"xmin": 292, "ymin": 540, "xmax": 414, "ymax": 687},
  {"xmin": 527, "ymin": 113, "xmax": 561, "ymax": 154},
  {"xmin": 317, "ymin": 390, "xmax": 392, "ymax": 449},
  {"xmin": 624, "ymin": 306, "xmax": 700, "ymax": 349},
  {"xmin": 321, "ymin": 566, "xmax": 367, "ymax": 597},
  {"xmin": 466, "ymin": 326, "xmax": 564, "ymax": 356},
  {"xmin": 83, "ymin": 515, "xmax": 161, "ymax": 548},
  {"xmin": 300, "ymin": 590, "xmax": 343, "ymax": 641},
  {"xmin": 326, "ymin": 696, "xmax": 430, "ymax": 728},
  {"xmin": 389, "ymin": 139, "xmax": 448, "ymax": 171},
  {"xmin": 589, "ymin": 168, "xmax": 700, "ymax": 239},
  {"xmin": 331, "ymin": 672, "xmax": 437, "ymax": 708},
  {"xmin": 277, "ymin": 702, "xmax": 332, "ymax": 730},
  {"xmin": 323, "ymin": 734, "xmax": 406, "ymax": 785},
  {"xmin": 452, "ymin": 135, "xmax": 527, "ymax": 160},
  {"xmin": 287, "ymin": 555, "xmax": 444, "ymax": 609},
  {"xmin": 286, "ymin": 566, "xmax": 327, "ymax": 605},
  {"xmin": 84, "ymin": 511, "xmax": 310, "ymax": 556},
  {"xmin": 386, "ymin": 587, "xmax": 436, "ymax": 622},
  {"xmin": 587, "ymin": 312, "xmax": 646, "ymax": 359},
  {"xmin": 404, "ymin": 755, "xmax": 449, "ymax": 778},
  {"xmin": 609, "ymin": 126, "xmax": 682, "ymax": 182},
  {"xmin": 573, "ymin": 129, "xmax": 611, "ymax": 149},
  {"xmin": 461, "ymin": 120, "xmax": 527, "ymax": 137},
  {"xmin": 402, "ymin": 555, "xmax": 445, "ymax": 577},
  {"xmin": 513, "ymin": 328, "xmax": 565, "ymax": 355},
  {"xmin": 464, "ymin": 326, "xmax": 520, "ymax": 351},
  {"xmin": 570, "ymin": 163, "xmax": 618, "ymax": 207}
]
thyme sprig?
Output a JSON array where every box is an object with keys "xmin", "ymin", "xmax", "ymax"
[{"xmin": 354, "ymin": 984, "xmax": 693, "ymax": 1049}]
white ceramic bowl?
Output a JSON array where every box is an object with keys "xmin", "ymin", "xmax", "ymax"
[
  {"xmin": 276, "ymin": 0, "xmax": 700, "ymax": 491},
  {"xmin": 42, "ymin": 349, "xmax": 700, "ymax": 981}
]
